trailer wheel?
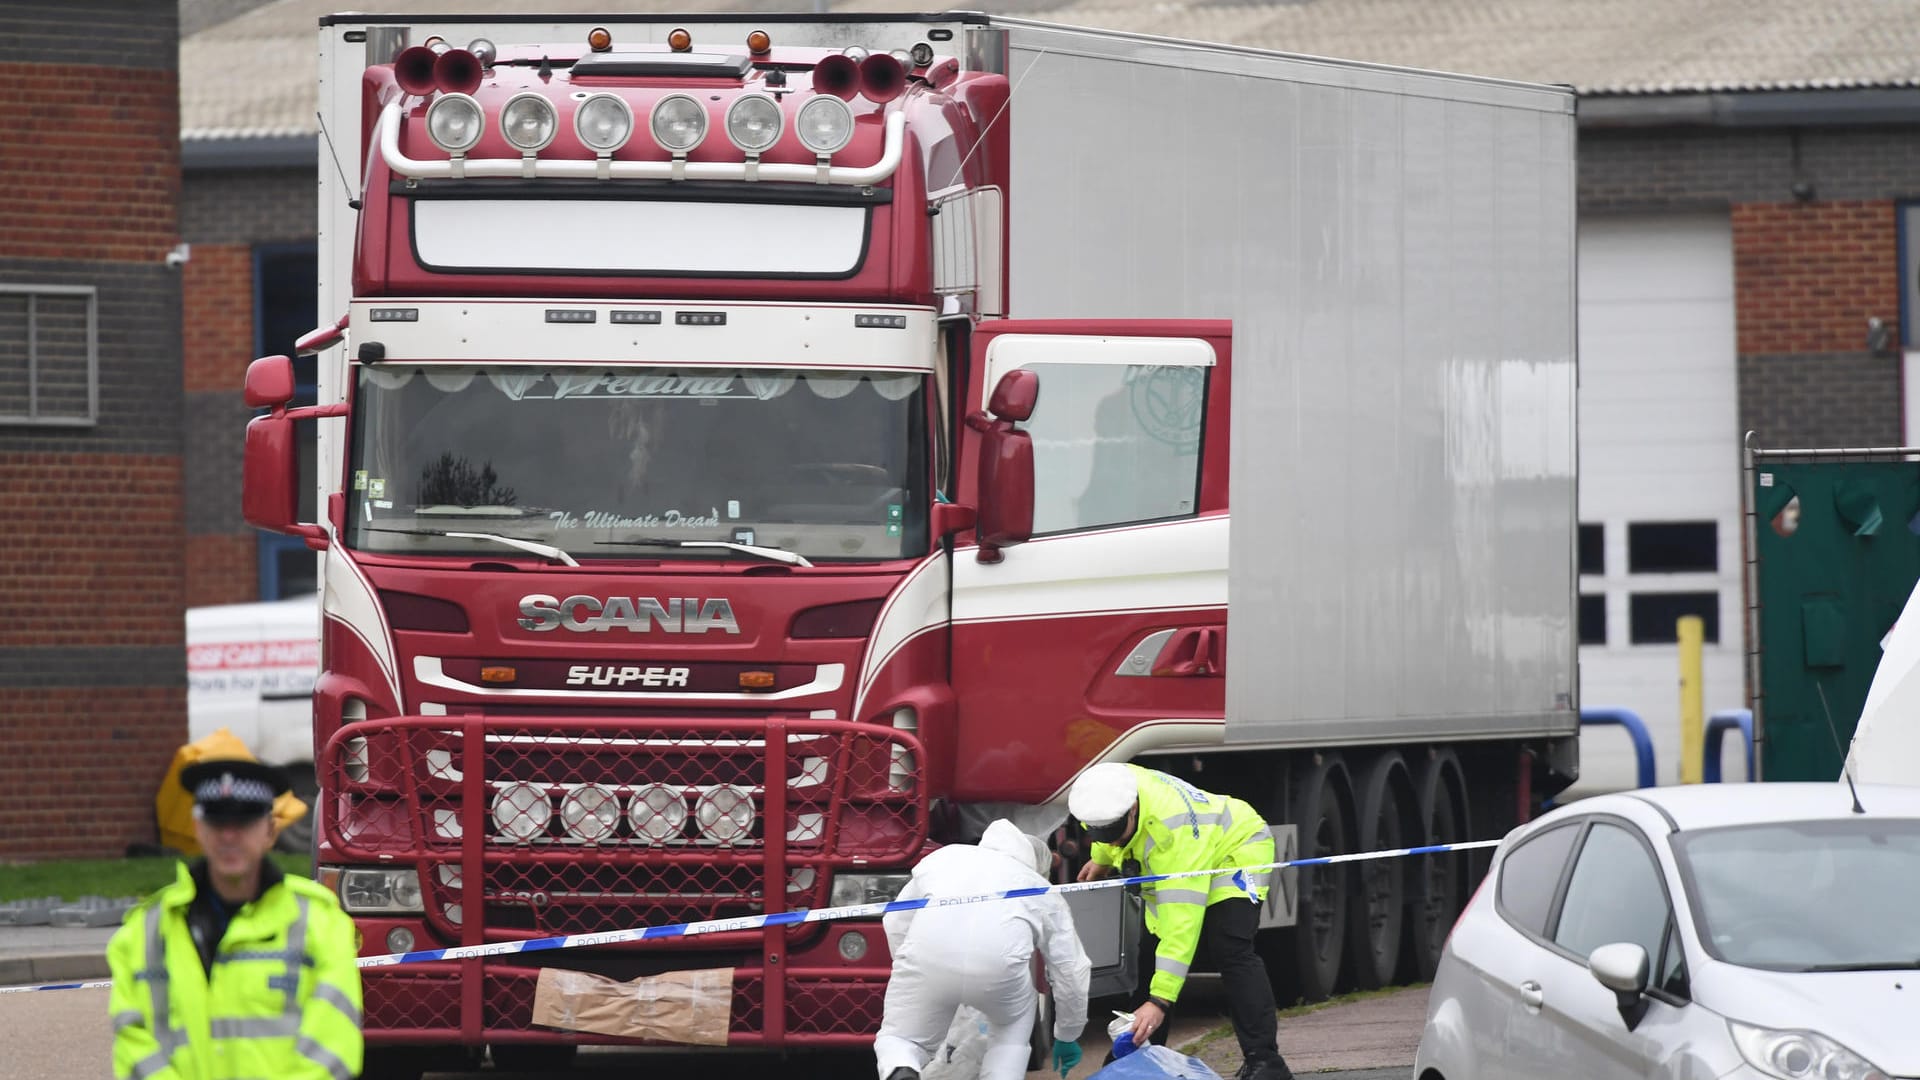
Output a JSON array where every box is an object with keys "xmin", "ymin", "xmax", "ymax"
[
  {"xmin": 275, "ymin": 763, "xmax": 319, "ymax": 855},
  {"xmin": 1406, "ymin": 751, "xmax": 1468, "ymax": 982},
  {"xmin": 1345, "ymin": 752, "xmax": 1413, "ymax": 990},
  {"xmin": 1275, "ymin": 755, "xmax": 1350, "ymax": 1004},
  {"xmin": 491, "ymin": 1043, "xmax": 578, "ymax": 1073}
]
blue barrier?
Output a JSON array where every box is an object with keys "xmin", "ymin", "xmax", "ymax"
[
  {"xmin": 1580, "ymin": 707, "xmax": 1658, "ymax": 789},
  {"xmin": 1704, "ymin": 708, "xmax": 1755, "ymax": 783}
]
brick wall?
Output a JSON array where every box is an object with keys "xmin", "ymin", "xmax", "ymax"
[
  {"xmin": 180, "ymin": 169, "xmax": 316, "ymax": 609},
  {"xmin": 0, "ymin": 2, "xmax": 184, "ymax": 860},
  {"xmin": 1581, "ymin": 124, "xmax": 1917, "ymax": 451}
]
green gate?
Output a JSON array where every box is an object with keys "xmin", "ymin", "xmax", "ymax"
[{"xmin": 1748, "ymin": 443, "xmax": 1920, "ymax": 780}]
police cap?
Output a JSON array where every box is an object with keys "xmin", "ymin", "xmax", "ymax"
[{"xmin": 179, "ymin": 758, "xmax": 288, "ymax": 824}]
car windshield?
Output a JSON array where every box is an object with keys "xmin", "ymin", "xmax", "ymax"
[
  {"xmin": 345, "ymin": 365, "xmax": 929, "ymax": 562},
  {"xmin": 1673, "ymin": 817, "xmax": 1920, "ymax": 971}
]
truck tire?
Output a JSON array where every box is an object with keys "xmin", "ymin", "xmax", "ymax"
[
  {"xmin": 1276, "ymin": 755, "xmax": 1351, "ymax": 1004},
  {"xmin": 276, "ymin": 763, "xmax": 319, "ymax": 855},
  {"xmin": 1345, "ymin": 752, "xmax": 1412, "ymax": 991},
  {"xmin": 1406, "ymin": 751, "xmax": 1468, "ymax": 982},
  {"xmin": 490, "ymin": 1043, "xmax": 578, "ymax": 1072}
]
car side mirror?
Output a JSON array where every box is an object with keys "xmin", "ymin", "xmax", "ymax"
[
  {"xmin": 241, "ymin": 353, "xmax": 332, "ymax": 549},
  {"xmin": 966, "ymin": 369, "xmax": 1038, "ymax": 564},
  {"xmin": 244, "ymin": 354, "xmax": 296, "ymax": 409},
  {"xmin": 1588, "ymin": 942, "xmax": 1651, "ymax": 1031}
]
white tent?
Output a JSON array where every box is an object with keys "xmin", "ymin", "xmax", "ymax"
[{"xmin": 1843, "ymin": 578, "xmax": 1920, "ymax": 786}]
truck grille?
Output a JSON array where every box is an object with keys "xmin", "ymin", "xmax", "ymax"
[{"xmin": 322, "ymin": 716, "xmax": 925, "ymax": 936}]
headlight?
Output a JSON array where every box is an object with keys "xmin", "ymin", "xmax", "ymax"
[
  {"xmin": 500, "ymin": 92, "xmax": 557, "ymax": 151},
  {"xmin": 425, "ymin": 93, "xmax": 484, "ymax": 154},
  {"xmin": 829, "ymin": 872, "xmax": 911, "ymax": 908},
  {"xmin": 795, "ymin": 96, "xmax": 854, "ymax": 156},
  {"xmin": 575, "ymin": 93, "xmax": 634, "ymax": 153},
  {"xmin": 560, "ymin": 783, "xmax": 620, "ymax": 843},
  {"xmin": 627, "ymin": 783, "xmax": 688, "ymax": 844},
  {"xmin": 694, "ymin": 784, "xmax": 756, "ymax": 845},
  {"xmin": 329, "ymin": 868, "xmax": 425, "ymax": 914},
  {"xmin": 650, "ymin": 93, "xmax": 708, "ymax": 154},
  {"xmin": 726, "ymin": 94, "xmax": 783, "ymax": 153},
  {"xmin": 491, "ymin": 780, "xmax": 552, "ymax": 842},
  {"xmin": 1729, "ymin": 1020, "xmax": 1890, "ymax": 1080}
]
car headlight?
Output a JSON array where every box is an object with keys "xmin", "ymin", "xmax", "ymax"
[
  {"xmin": 650, "ymin": 93, "xmax": 708, "ymax": 154},
  {"xmin": 575, "ymin": 93, "xmax": 634, "ymax": 153},
  {"xmin": 725, "ymin": 94, "xmax": 783, "ymax": 153},
  {"xmin": 1729, "ymin": 1020, "xmax": 1890, "ymax": 1080},
  {"xmin": 829, "ymin": 872, "xmax": 911, "ymax": 908},
  {"xmin": 500, "ymin": 92, "xmax": 557, "ymax": 151},
  {"xmin": 491, "ymin": 780, "xmax": 552, "ymax": 842},
  {"xmin": 425, "ymin": 93, "xmax": 484, "ymax": 154},
  {"xmin": 795, "ymin": 95, "xmax": 853, "ymax": 156},
  {"xmin": 327, "ymin": 867, "xmax": 425, "ymax": 914},
  {"xmin": 694, "ymin": 784, "xmax": 755, "ymax": 845}
]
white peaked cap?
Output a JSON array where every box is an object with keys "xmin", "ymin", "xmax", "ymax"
[{"xmin": 1068, "ymin": 762, "xmax": 1138, "ymax": 826}]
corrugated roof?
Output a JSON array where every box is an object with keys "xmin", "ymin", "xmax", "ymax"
[{"xmin": 179, "ymin": 0, "xmax": 1920, "ymax": 140}]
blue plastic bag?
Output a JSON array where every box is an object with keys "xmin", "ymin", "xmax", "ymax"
[{"xmin": 1089, "ymin": 1044, "xmax": 1225, "ymax": 1080}]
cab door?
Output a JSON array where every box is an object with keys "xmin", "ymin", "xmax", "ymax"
[{"xmin": 949, "ymin": 319, "xmax": 1232, "ymax": 803}]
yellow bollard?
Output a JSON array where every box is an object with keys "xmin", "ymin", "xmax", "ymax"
[{"xmin": 1678, "ymin": 615, "xmax": 1705, "ymax": 784}]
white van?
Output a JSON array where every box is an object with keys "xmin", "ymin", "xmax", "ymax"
[{"xmin": 185, "ymin": 594, "xmax": 320, "ymax": 851}]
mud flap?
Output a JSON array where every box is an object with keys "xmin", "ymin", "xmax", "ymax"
[
  {"xmin": 1064, "ymin": 883, "xmax": 1146, "ymax": 1000},
  {"xmin": 1257, "ymin": 823, "xmax": 1299, "ymax": 930}
]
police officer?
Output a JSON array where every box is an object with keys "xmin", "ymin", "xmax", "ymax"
[
  {"xmin": 108, "ymin": 758, "xmax": 363, "ymax": 1080},
  {"xmin": 1070, "ymin": 763, "xmax": 1294, "ymax": 1080}
]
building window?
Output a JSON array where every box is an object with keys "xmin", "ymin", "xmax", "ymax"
[
  {"xmin": 1579, "ymin": 523, "xmax": 1604, "ymax": 576},
  {"xmin": 1629, "ymin": 592, "xmax": 1719, "ymax": 644},
  {"xmin": 1628, "ymin": 521, "xmax": 1717, "ymax": 574},
  {"xmin": 0, "ymin": 285, "xmax": 98, "ymax": 427},
  {"xmin": 1579, "ymin": 594, "xmax": 1607, "ymax": 645},
  {"xmin": 254, "ymin": 245, "xmax": 319, "ymax": 601}
]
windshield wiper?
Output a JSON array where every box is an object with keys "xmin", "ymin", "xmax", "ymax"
[
  {"xmin": 1798, "ymin": 960, "xmax": 1920, "ymax": 972},
  {"xmin": 366, "ymin": 526, "xmax": 579, "ymax": 567},
  {"xmin": 595, "ymin": 536, "xmax": 813, "ymax": 568}
]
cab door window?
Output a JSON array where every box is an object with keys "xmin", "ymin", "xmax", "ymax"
[{"xmin": 1017, "ymin": 361, "xmax": 1206, "ymax": 533}]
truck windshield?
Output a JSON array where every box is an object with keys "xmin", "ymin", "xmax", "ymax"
[{"xmin": 344, "ymin": 365, "xmax": 929, "ymax": 562}]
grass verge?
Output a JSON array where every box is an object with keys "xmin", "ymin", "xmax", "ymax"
[
  {"xmin": 1174, "ymin": 983, "xmax": 1430, "ymax": 1058},
  {"xmin": 0, "ymin": 852, "xmax": 313, "ymax": 903}
]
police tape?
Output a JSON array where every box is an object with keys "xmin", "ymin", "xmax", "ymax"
[{"xmin": 0, "ymin": 838, "xmax": 1501, "ymax": 994}]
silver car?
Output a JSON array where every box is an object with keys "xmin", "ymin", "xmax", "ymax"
[{"xmin": 1415, "ymin": 782, "xmax": 1920, "ymax": 1080}]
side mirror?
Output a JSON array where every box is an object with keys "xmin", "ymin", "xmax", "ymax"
[
  {"xmin": 1588, "ymin": 942, "xmax": 1651, "ymax": 1031},
  {"xmin": 988, "ymin": 368, "xmax": 1038, "ymax": 422},
  {"xmin": 969, "ymin": 369, "xmax": 1039, "ymax": 563},
  {"xmin": 244, "ymin": 354, "xmax": 296, "ymax": 409},
  {"xmin": 242, "ymin": 412, "xmax": 325, "ymax": 547}
]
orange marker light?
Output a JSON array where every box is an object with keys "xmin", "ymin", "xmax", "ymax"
[
  {"xmin": 747, "ymin": 30, "xmax": 772, "ymax": 55},
  {"xmin": 668, "ymin": 27, "xmax": 693, "ymax": 52},
  {"xmin": 739, "ymin": 671, "xmax": 777, "ymax": 690},
  {"xmin": 480, "ymin": 666, "xmax": 517, "ymax": 684},
  {"xmin": 588, "ymin": 27, "xmax": 613, "ymax": 52}
]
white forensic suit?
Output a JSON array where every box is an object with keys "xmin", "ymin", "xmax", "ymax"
[{"xmin": 874, "ymin": 819, "xmax": 1092, "ymax": 1080}]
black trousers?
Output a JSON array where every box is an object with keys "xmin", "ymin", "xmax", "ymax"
[{"xmin": 1117, "ymin": 898, "xmax": 1283, "ymax": 1067}]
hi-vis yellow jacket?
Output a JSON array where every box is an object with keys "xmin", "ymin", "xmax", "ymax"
[
  {"xmin": 1089, "ymin": 765, "xmax": 1275, "ymax": 1004},
  {"xmin": 107, "ymin": 863, "xmax": 363, "ymax": 1080}
]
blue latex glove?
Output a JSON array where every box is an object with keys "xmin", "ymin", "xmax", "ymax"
[{"xmin": 1052, "ymin": 1039, "xmax": 1083, "ymax": 1077}]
